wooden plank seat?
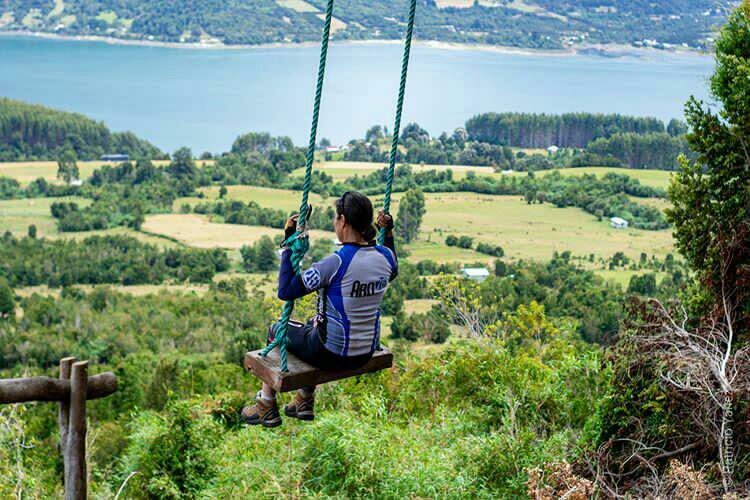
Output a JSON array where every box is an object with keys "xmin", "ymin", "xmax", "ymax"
[{"xmin": 244, "ymin": 348, "xmax": 393, "ymax": 393}]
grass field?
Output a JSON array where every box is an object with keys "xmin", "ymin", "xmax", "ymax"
[
  {"xmin": 291, "ymin": 161, "xmax": 496, "ymax": 181},
  {"xmin": 0, "ymin": 160, "xmax": 210, "ymax": 186},
  {"xmin": 293, "ymin": 161, "xmax": 673, "ymax": 190},
  {"xmin": 630, "ymin": 196, "xmax": 673, "ymax": 212},
  {"xmin": 397, "ymin": 192, "xmax": 675, "ymax": 262},
  {"xmin": 54, "ymin": 226, "xmax": 181, "ymax": 248},
  {"xmin": 175, "ymin": 185, "xmax": 327, "ymax": 213},
  {"xmin": 404, "ymin": 299, "xmax": 439, "ymax": 314},
  {"xmin": 535, "ymin": 167, "xmax": 673, "ymax": 189},
  {"xmin": 0, "ymin": 197, "xmax": 90, "ymax": 237},
  {"xmin": 142, "ymin": 214, "xmax": 335, "ymax": 249},
  {"xmin": 276, "ymin": 0, "xmax": 318, "ymax": 12},
  {"xmin": 594, "ymin": 269, "xmax": 668, "ymax": 288}
]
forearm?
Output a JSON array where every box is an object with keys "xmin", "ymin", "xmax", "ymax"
[
  {"xmin": 383, "ymin": 232, "xmax": 396, "ymax": 259},
  {"xmin": 277, "ymin": 250, "xmax": 310, "ymax": 301}
]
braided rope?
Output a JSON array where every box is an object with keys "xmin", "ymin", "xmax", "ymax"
[
  {"xmin": 378, "ymin": 0, "xmax": 418, "ymax": 246},
  {"xmin": 261, "ymin": 0, "xmax": 334, "ymax": 372}
]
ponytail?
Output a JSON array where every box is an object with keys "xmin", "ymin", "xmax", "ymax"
[{"xmin": 335, "ymin": 191, "xmax": 376, "ymax": 243}]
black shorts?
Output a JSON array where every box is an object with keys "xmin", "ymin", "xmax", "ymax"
[{"xmin": 268, "ymin": 320, "xmax": 373, "ymax": 372}]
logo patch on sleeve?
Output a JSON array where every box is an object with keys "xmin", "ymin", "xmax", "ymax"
[{"xmin": 302, "ymin": 268, "xmax": 321, "ymax": 290}]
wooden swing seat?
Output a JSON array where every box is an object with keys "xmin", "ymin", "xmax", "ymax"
[{"xmin": 243, "ymin": 347, "xmax": 393, "ymax": 393}]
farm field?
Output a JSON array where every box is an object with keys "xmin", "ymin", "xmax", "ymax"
[
  {"xmin": 291, "ymin": 161, "xmax": 496, "ymax": 181},
  {"xmin": 0, "ymin": 196, "xmax": 90, "ymax": 237},
  {"xmin": 0, "ymin": 159, "xmax": 212, "ymax": 185},
  {"xmin": 141, "ymin": 213, "xmax": 335, "ymax": 249},
  {"xmin": 294, "ymin": 161, "xmax": 673, "ymax": 190},
  {"xmin": 408, "ymin": 192, "xmax": 675, "ymax": 262},
  {"xmin": 594, "ymin": 269, "xmax": 668, "ymax": 288},
  {"xmin": 630, "ymin": 196, "xmax": 672, "ymax": 212},
  {"xmin": 175, "ymin": 185, "xmax": 327, "ymax": 213},
  {"xmin": 534, "ymin": 166, "xmax": 673, "ymax": 189},
  {"xmin": 56, "ymin": 226, "xmax": 181, "ymax": 248}
]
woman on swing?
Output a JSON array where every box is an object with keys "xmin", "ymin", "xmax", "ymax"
[{"xmin": 242, "ymin": 191, "xmax": 397, "ymax": 427}]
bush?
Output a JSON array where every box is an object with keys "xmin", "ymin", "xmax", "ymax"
[{"xmin": 476, "ymin": 242, "xmax": 504, "ymax": 257}]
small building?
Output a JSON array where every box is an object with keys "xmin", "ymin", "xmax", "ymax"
[
  {"xmin": 100, "ymin": 154, "xmax": 129, "ymax": 162},
  {"xmin": 460, "ymin": 268, "xmax": 490, "ymax": 282},
  {"xmin": 69, "ymin": 179, "xmax": 84, "ymax": 187},
  {"xmin": 547, "ymin": 145, "xmax": 560, "ymax": 154},
  {"xmin": 610, "ymin": 217, "xmax": 629, "ymax": 229}
]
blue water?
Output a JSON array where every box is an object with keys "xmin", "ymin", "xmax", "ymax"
[{"xmin": 0, "ymin": 35, "xmax": 714, "ymax": 154}]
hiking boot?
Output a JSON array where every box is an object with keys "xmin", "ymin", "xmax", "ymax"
[
  {"xmin": 241, "ymin": 392, "xmax": 282, "ymax": 428},
  {"xmin": 284, "ymin": 392, "xmax": 315, "ymax": 421}
]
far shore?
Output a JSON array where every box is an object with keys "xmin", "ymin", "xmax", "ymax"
[{"xmin": 0, "ymin": 29, "xmax": 711, "ymax": 59}]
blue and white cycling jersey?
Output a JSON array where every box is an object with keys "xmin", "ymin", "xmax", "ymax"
[{"xmin": 279, "ymin": 242, "xmax": 398, "ymax": 357}]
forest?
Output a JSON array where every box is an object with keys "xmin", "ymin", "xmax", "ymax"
[
  {"xmin": 0, "ymin": 1, "xmax": 748, "ymax": 497},
  {"xmin": 0, "ymin": 0, "xmax": 729, "ymax": 50},
  {"xmin": 0, "ymin": 98, "xmax": 165, "ymax": 161}
]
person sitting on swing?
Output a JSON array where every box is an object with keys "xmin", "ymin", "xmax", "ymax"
[{"xmin": 242, "ymin": 191, "xmax": 398, "ymax": 427}]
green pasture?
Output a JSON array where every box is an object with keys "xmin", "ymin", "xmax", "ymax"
[
  {"xmin": 0, "ymin": 197, "xmax": 90, "ymax": 237},
  {"xmin": 0, "ymin": 160, "xmax": 208, "ymax": 186},
  {"xmin": 394, "ymin": 192, "xmax": 675, "ymax": 262},
  {"xmin": 594, "ymin": 269, "xmax": 669, "ymax": 288},
  {"xmin": 291, "ymin": 161, "xmax": 496, "ymax": 181},
  {"xmin": 630, "ymin": 195, "xmax": 672, "ymax": 212},
  {"xmin": 535, "ymin": 166, "xmax": 673, "ymax": 189},
  {"xmin": 293, "ymin": 160, "xmax": 673, "ymax": 190},
  {"xmin": 175, "ymin": 185, "xmax": 328, "ymax": 213},
  {"xmin": 142, "ymin": 213, "xmax": 335, "ymax": 249}
]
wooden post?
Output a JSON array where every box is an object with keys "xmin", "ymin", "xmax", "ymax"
[
  {"xmin": 65, "ymin": 361, "xmax": 88, "ymax": 500},
  {"xmin": 59, "ymin": 357, "xmax": 75, "ymax": 459}
]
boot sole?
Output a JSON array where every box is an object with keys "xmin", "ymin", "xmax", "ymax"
[
  {"xmin": 284, "ymin": 408, "xmax": 314, "ymax": 421},
  {"xmin": 242, "ymin": 415, "xmax": 282, "ymax": 428}
]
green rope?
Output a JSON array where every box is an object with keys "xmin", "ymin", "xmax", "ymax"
[
  {"xmin": 378, "ymin": 0, "xmax": 418, "ymax": 246},
  {"xmin": 261, "ymin": 0, "xmax": 334, "ymax": 373}
]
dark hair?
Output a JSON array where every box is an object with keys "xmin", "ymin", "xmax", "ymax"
[{"xmin": 335, "ymin": 191, "xmax": 377, "ymax": 242}]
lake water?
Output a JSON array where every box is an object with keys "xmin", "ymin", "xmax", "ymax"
[{"xmin": 0, "ymin": 35, "xmax": 714, "ymax": 154}]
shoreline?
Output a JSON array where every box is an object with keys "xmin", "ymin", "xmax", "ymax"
[{"xmin": 0, "ymin": 30, "xmax": 711, "ymax": 59}]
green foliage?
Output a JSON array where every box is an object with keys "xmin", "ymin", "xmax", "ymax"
[
  {"xmin": 0, "ymin": 277, "xmax": 14, "ymax": 319},
  {"xmin": 666, "ymin": 0, "xmax": 750, "ymax": 323},
  {"xmin": 240, "ymin": 236, "xmax": 278, "ymax": 273},
  {"xmin": 0, "ymin": 288, "xmax": 271, "ymax": 370},
  {"xmin": 56, "ymin": 148, "xmax": 79, "ymax": 184},
  {"xmin": 0, "ymin": 234, "xmax": 229, "ymax": 287},
  {"xmin": 391, "ymin": 310, "xmax": 451, "ymax": 343},
  {"xmin": 587, "ymin": 132, "xmax": 692, "ymax": 170},
  {"xmin": 466, "ymin": 112, "xmax": 666, "ymax": 149},
  {"xmin": 0, "ymin": 0, "xmax": 726, "ymax": 50},
  {"xmin": 309, "ymin": 165, "xmax": 668, "ymax": 230},
  {"xmin": 0, "ymin": 97, "xmax": 164, "ymax": 161},
  {"xmin": 395, "ymin": 188, "xmax": 425, "ymax": 243},
  {"xmin": 118, "ymin": 402, "xmax": 221, "ymax": 498},
  {"xmin": 627, "ymin": 273, "xmax": 657, "ymax": 295},
  {"xmin": 348, "ymin": 115, "xmax": 687, "ymax": 171}
]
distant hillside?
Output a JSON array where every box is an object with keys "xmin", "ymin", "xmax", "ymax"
[
  {"xmin": 0, "ymin": 98, "xmax": 165, "ymax": 161},
  {"xmin": 0, "ymin": 0, "xmax": 735, "ymax": 51}
]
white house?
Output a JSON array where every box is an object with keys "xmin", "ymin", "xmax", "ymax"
[
  {"xmin": 460, "ymin": 268, "xmax": 490, "ymax": 282},
  {"xmin": 547, "ymin": 145, "xmax": 560, "ymax": 154},
  {"xmin": 610, "ymin": 217, "xmax": 629, "ymax": 229}
]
